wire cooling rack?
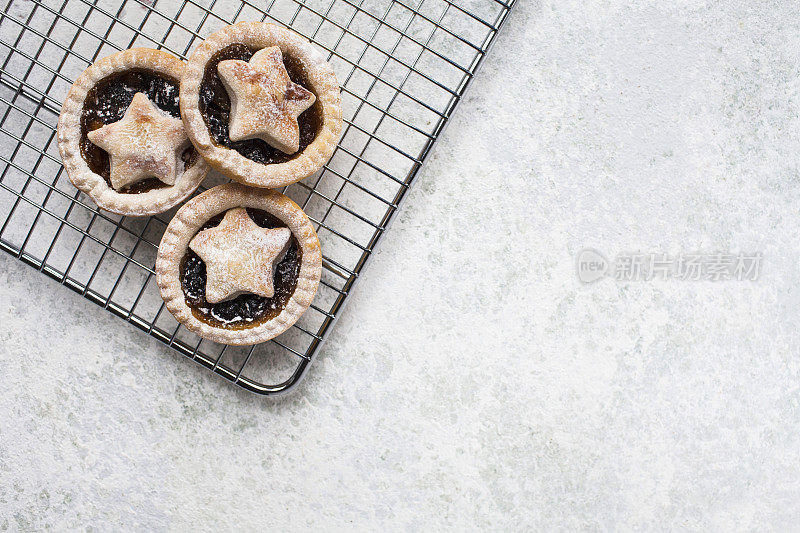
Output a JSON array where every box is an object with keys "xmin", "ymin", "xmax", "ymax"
[{"xmin": 0, "ymin": 0, "xmax": 514, "ymax": 395}]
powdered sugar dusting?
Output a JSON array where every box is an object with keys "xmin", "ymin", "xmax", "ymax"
[
  {"xmin": 188, "ymin": 207, "xmax": 291, "ymax": 303},
  {"xmin": 86, "ymin": 92, "xmax": 188, "ymax": 190},
  {"xmin": 217, "ymin": 46, "xmax": 315, "ymax": 154}
]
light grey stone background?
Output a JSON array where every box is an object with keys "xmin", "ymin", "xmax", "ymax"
[{"xmin": 3, "ymin": 0, "xmax": 800, "ymax": 529}]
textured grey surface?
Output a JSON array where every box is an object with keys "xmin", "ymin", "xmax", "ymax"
[{"xmin": 3, "ymin": 0, "xmax": 800, "ymax": 529}]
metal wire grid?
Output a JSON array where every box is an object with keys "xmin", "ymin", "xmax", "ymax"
[{"xmin": 0, "ymin": 0, "xmax": 514, "ymax": 395}]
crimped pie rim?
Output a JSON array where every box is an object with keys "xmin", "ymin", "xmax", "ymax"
[
  {"xmin": 57, "ymin": 48, "xmax": 209, "ymax": 216},
  {"xmin": 155, "ymin": 182, "xmax": 322, "ymax": 346},
  {"xmin": 179, "ymin": 22, "xmax": 342, "ymax": 188}
]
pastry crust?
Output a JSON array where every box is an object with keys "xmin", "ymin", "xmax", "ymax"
[
  {"xmin": 155, "ymin": 183, "xmax": 322, "ymax": 345},
  {"xmin": 57, "ymin": 48, "xmax": 209, "ymax": 216},
  {"xmin": 180, "ymin": 22, "xmax": 342, "ymax": 188}
]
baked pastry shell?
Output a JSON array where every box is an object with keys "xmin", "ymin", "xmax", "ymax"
[
  {"xmin": 180, "ymin": 22, "xmax": 343, "ymax": 188},
  {"xmin": 156, "ymin": 183, "xmax": 322, "ymax": 345},
  {"xmin": 57, "ymin": 48, "xmax": 209, "ymax": 216}
]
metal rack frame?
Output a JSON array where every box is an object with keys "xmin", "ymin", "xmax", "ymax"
[{"xmin": 0, "ymin": 0, "xmax": 515, "ymax": 395}]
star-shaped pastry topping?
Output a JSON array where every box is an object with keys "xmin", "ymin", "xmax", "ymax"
[
  {"xmin": 189, "ymin": 207, "xmax": 292, "ymax": 304},
  {"xmin": 217, "ymin": 46, "xmax": 316, "ymax": 154},
  {"xmin": 87, "ymin": 92, "xmax": 188, "ymax": 191}
]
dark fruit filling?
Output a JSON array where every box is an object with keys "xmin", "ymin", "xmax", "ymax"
[
  {"xmin": 198, "ymin": 43, "xmax": 323, "ymax": 164},
  {"xmin": 80, "ymin": 68, "xmax": 197, "ymax": 193},
  {"xmin": 180, "ymin": 208, "xmax": 302, "ymax": 329}
]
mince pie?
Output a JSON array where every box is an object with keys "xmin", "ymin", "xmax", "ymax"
[
  {"xmin": 57, "ymin": 48, "xmax": 208, "ymax": 216},
  {"xmin": 180, "ymin": 22, "xmax": 342, "ymax": 188},
  {"xmin": 156, "ymin": 183, "xmax": 322, "ymax": 345}
]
